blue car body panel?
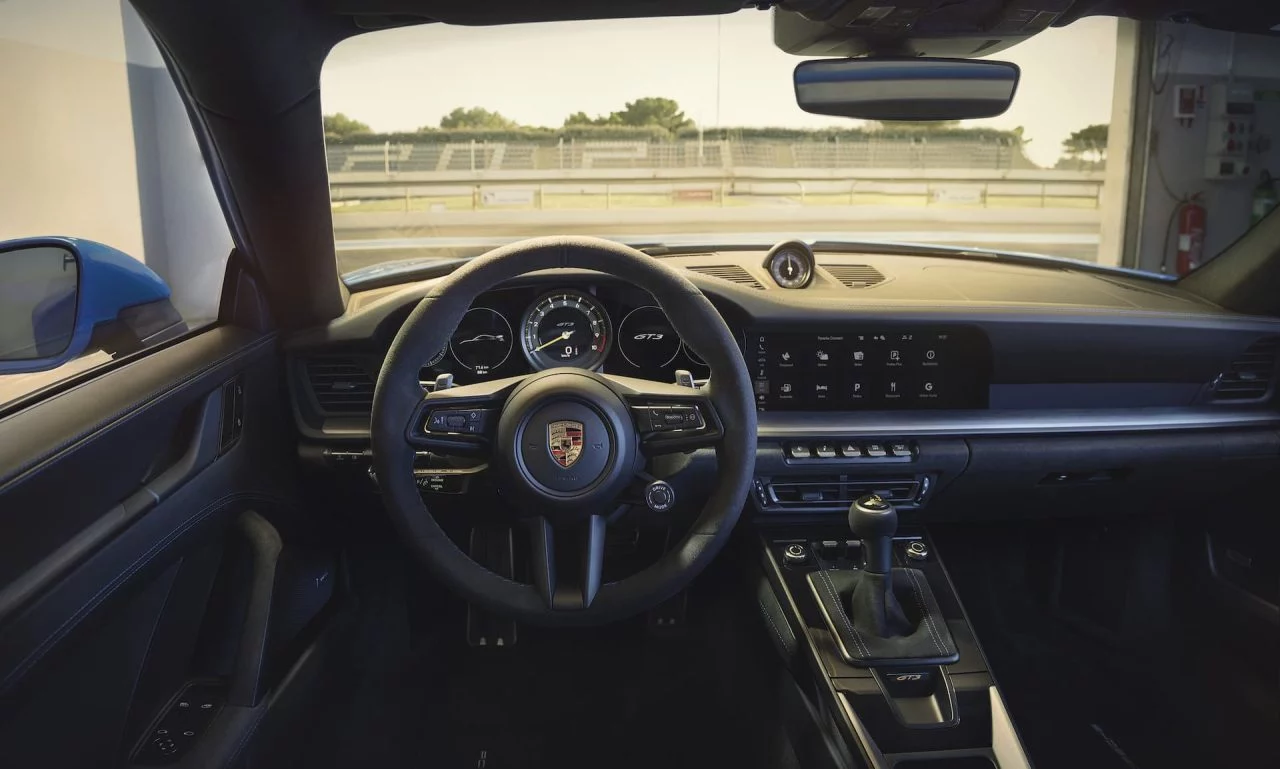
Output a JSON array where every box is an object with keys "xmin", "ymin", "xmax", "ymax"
[{"xmin": 0, "ymin": 236, "xmax": 171, "ymax": 374}]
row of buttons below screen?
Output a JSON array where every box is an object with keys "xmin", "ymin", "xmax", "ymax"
[{"xmin": 786, "ymin": 441, "xmax": 915, "ymax": 460}]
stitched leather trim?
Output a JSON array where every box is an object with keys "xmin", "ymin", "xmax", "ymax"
[
  {"xmin": 0, "ymin": 329, "xmax": 272, "ymax": 490},
  {"xmin": 0, "ymin": 492, "xmax": 285, "ymax": 695}
]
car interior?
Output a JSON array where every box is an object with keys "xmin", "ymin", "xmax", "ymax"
[{"xmin": 1, "ymin": 1, "xmax": 1278, "ymax": 769}]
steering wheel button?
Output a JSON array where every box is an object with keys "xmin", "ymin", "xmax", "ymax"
[
  {"xmin": 644, "ymin": 480, "xmax": 675, "ymax": 512},
  {"xmin": 445, "ymin": 414, "xmax": 467, "ymax": 428},
  {"xmin": 427, "ymin": 412, "xmax": 449, "ymax": 430}
]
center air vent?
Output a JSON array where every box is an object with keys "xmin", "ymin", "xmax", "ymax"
[
  {"xmin": 687, "ymin": 265, "xmax": 765, "ymax": 290},
  {"xmin": 823, "ymin": 264, "xmax": 886, "ymax": 288},
  {"xmin": 1212, "ymin": 337, "xmax": 1279, "ymax": 401},
  {"xmin": 306, "ymin": 358, "xmax": 375, "ymax": 414}
]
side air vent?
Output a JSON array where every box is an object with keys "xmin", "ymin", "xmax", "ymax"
[
  {"xmin": 1212, "ymin": 337, "xmax": 1279, "ymax": 401},
  {"xmin": 306, "ymin": 358, "xmax": 375, "ymax": 414},
  {"xmin": 687, "ymin": 265, "xmax": 765, "ymax": 290},
  {"xmin": 823, "ymin": 264, "xmax": 886, "ymax": 288}
]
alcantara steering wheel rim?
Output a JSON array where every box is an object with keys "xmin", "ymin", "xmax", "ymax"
[{"xmin": 370, "ymin": 236, "xmax": 757, "ymax": 626}]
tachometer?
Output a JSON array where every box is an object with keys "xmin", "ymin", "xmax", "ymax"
[
  {"xmin": 520, "ymin": 290, "xmax": 611, "ymax": 371},
  {"xmin": 448, "ymin": 307, "xmax": 513, "ymax": 374}
]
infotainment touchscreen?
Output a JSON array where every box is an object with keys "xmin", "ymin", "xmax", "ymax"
[{"xmin": 748, "ymin": 328, "xmax": 990, "ymax": 411}]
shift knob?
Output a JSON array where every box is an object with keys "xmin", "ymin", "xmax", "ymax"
[{"xmin": 849, "ymin": 493, "xmax": 897, "ymax": 574}]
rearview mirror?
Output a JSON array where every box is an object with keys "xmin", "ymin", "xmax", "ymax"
[
  {"xmin": 0, "ymin": 237, "xmax": 182, "ymax": 375},
  {"xmin": 794, "ymin": 58, "xmax": 1020, "ymax": 121}
]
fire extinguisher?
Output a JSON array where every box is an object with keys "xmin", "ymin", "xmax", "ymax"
[
  {"xmin": 1175, "ymin": 195, "xmax": 1206, "ymax": 277},
  {"xmin": 1253, "ymin": 170, "xmax": 1278, "ymax": 224}
]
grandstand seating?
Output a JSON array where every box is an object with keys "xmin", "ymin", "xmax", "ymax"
[{"xmin": 325, "ymin": 137, "xmax": 1036, "ymax": 173}]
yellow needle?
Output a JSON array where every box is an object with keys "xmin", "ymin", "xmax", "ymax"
[{"xmin": 534, "ymin": 329, "xmax": 574, "ymax": 351}]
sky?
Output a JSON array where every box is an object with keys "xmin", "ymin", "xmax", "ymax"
[{"xmin": 323, "ymin": 10, "xmax": 1118, "ymax": 169}]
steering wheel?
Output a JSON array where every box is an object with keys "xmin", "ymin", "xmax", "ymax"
[{"xmin": 371, "ymin": 237, "xmax": 756, "ymax": 626}]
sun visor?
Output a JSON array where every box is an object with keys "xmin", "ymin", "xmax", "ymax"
[{"xmin": 773, "ymin": 0, "xmax": 1074, "ymax": 58}]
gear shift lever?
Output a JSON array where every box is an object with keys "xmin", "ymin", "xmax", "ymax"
[
  {"xmin": 805, "ymin": 493, "xmax": 959, "ymax": 665},
  {"xmin": 849, "ymin": 493, "xmax": 896, "ymax": 574}
]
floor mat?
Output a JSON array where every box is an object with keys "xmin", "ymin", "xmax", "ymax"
[
  {"xmin": 932, "ymin": 522, "xmax": 1278, "ymax": 769},
  {"xmin": 294, "ymin": 547, "xmax": 790, "ymax": 769}
]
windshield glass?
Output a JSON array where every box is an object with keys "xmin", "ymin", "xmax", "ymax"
[{"xmin": 322, "ymin": 12, "xmax": 1268, "ymax": 282}]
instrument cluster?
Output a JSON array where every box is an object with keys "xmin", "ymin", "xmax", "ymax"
[{"xmin": 419, "ymin": 284, "xmax": 709, "ymax": 385}]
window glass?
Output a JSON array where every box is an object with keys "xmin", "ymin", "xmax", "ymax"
[
  {"xmin": 322, "ymin": 13, "xmax": 1122, "ymax": 279},
  {"xmin": 0, "ymin": 0, "xmax": 232, "ymax": 406}
]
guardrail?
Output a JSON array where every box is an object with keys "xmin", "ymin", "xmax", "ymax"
[{"xmin": 328, "ymin": 168, "xmax": 1105, "ymax": 211}]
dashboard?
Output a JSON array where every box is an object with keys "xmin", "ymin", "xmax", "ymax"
[{"xmin": 285, "ymin": 244, "xmax": 1280, "ymax": 522}]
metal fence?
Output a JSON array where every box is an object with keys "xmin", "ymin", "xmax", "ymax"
[{"xmin": 325, "ymin": 137, "xmax": 1037, "ymax": 175}]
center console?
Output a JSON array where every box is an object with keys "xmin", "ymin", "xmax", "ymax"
[
  {"xmin": 760, "ymin": 504, "xmax": 1031, "ymax": 769},
  {"xmin": 750, "ymin": 325, "xmax": 1028, "ymax": 768}
]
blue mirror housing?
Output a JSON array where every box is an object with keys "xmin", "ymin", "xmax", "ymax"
[{"xmin": 0, "ymin": 237, "xmax": 176, "ymax": 375}]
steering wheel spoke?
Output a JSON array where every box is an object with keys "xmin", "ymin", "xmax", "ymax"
[
  {"xmin": 529, "ymin": 515, "xmax": 607, "ymax": 610},
  {"xmin": 407, "ymin": 375, "xmax": 525, "ymax": 457},
  {"xmin": 600, "ymin": 374, "xmax": 724, "ymax": 456}
]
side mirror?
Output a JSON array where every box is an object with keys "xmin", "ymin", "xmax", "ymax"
[
  {"xmin": 794, "ymin": 57, "xmax": 1020, "ymax": 121},
  {"xmin": 0, "ymin": 237, "xmax": 183, "ymax": 375}
]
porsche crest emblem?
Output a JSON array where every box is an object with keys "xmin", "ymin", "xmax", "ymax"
[{"xmin": 547, "ymin": 420, "xmax": 585, "ymax": 469}]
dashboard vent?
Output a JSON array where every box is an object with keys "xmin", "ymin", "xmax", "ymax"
[
  {"xmin": 823, "ymin": 264, "xmax": 886, "ymax": 288},
  {"xmin": 306, "ymin": 358, "xmax": 375, "ymax": 414},
  {"xmin": 687, "ymin": 265, "xmax": 765, "ymax": 290},
  {"xmin": 1212, "ymin": 337, "xmax": 1279, "ymax": 401}
]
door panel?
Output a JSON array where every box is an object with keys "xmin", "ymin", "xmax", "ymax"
[{"xmin": 0, "ymin": 326, "xmax": 328, "ymax": 768}]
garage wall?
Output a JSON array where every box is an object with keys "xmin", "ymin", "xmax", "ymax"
[
  {"xmin": 1135, "ymin": 24, "xmax": 1280, "ymax": 274},
  {"xmin": 0, "ymin": 0, "xmax": 230, "ymax": 324},
  {"xmin": 120, "ymin": 2, "xmax": 232, "ymax": 323},
  {"xmin": 0, "ymin": 0, "xmax": 146, "ymax": 260}
]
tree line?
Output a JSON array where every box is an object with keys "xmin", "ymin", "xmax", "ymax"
[
  {"xmin": 324, "ymin": 101, "xmax": 1109, "ymax": 166},
  {"xmin": 325, "ymin": 97, "xmax": 693, "ymax": 139}
]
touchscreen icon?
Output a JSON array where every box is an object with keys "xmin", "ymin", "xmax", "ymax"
[
  {"xmin": 781, "ymin": 383, "xmax": 793, "ymax": 394},
  {"xmin": 889, "ymin": 350, "xmax": 901, "ymax": 362},
  {"xmin": 925, "ymin": 349, "xmax": 937, "ymax": 360},
  {"xmin": 780, "ymin": 351, "xmax": 791, "ymax": 362},
  {"xmin": 816, "ymin": 349, "xmax": 829, "ymax": 362},
  {"xmin": 853, "ymin": 351, "xmax": 865, "ymax": 362}
]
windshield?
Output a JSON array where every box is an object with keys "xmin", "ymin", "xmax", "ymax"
[{"xmin": 320, "ymin": 13, "xmax": 1274, "ymax": 282}]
